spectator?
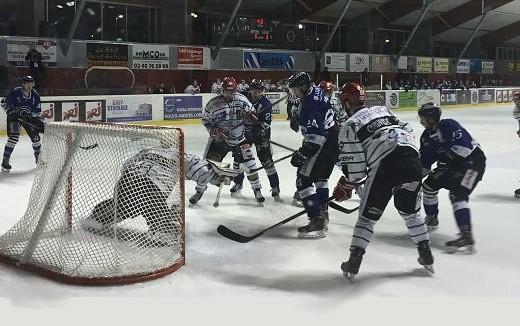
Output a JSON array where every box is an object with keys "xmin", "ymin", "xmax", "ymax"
[
  {"xmin": 25, "ymin": 46, "xmax": 43, "ymax": 89},
  {"xmin": 184, "ymin": 80, "xmax": 201, "ymax": 94},
  {"xmin": 211, "ymin": 78, "xmax": 222, "ymax": 93},
  {"xmin": 362, "ymin": 68, "xmax": 369, "ymax": 86},
  {"xmin": 154, "ymin": 82, "xmax": 167, "ymax": 94},
  {"xmin": 237, "ymin": 79, "xmax": 249, "ymax": 94}
]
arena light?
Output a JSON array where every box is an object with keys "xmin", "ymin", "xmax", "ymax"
[
  {"xmin": 297, "ymin": 23, "xmax": 303, "ymax": 30},
  {"xmin": 66, "ymin": 1, "xmax": 75, "ymax": 6},
  {"xmin": 118, "ymin": 14, "xmax": 124, "ymax": 18},
  {"xmin": 56, "ymin": 4, "xmax": 64, "ymax": 9},
  {"xmin": 385, "ymin": 39, "xmax": 390, "ymax": 43},
  {"xmin": 190, "ymin": 12, "xmax": 198, "ymax": 18}
]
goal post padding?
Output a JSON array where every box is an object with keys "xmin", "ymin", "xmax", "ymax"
[{"xmin": 0, "ymin": 122, "xmax": 185, "ymax": 285}]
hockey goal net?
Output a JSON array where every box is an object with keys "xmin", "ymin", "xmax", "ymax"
[{"xmin": 0, "ymin": 122, "xmax": 185, "ymax": 285}]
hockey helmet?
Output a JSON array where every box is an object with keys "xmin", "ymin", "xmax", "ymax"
[
  {"xmin": 222, "ymin": 77, "xmax": 237, "ymax": 91},
  {"xmin": 287, "ymin": 72, "xmax": 311, "ymax": 89},
  {"xmin": 319, "ymin": 81, "xmax": 334, "ymax": 93},
  {"xmin": 22, "ymin": 75, "xmax": 35, "ymax": 83},
  {"xmin": 418, "ymin": 102, "xmax": 442, "ymax": 123},
  {"xmin": 250, "ymin": 79, "xmax": 264, "ymax": 91},
  {"xmin": 340, "ymin": 82, "xmax": 366, "ymax": 108},
  {"xmin": 0, "ymin": 98, "xmax": 5, "ymax": 109},
  {"xmin": 514, "ymin": 91, "xmax": 520, "ymax": 100}
]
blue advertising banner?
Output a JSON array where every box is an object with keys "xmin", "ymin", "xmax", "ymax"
[
  {"xmin": 470, "ymin": 59, "xmax": 482, "ymax": 73},
  {"xmin": 164, "ymin": 95, "xmax": 203, "ymax": 120},
  {"xmin": 243, "ymin": 51, "xmax": 295, "ymax": 70}
]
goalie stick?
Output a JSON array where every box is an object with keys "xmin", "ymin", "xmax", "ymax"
[{"xmin": 213, "ymin": 182, "xmax": 224, "ymax": 208}]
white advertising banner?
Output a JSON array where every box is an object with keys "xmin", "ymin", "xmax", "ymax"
[
  {"xmin": 86, "ymin": 101, "xmax": 104, "ymax": 122},
  {"xmin": 385, "ymin": 90, "xmax": 400, "ymax": 109},
  {"xmin": 417, "ymin": 90, "xmax": 441, "ymax": 107},
  {"xmin": 481, "ymin": 61, "xmax": 494, "ymax": 74},
  {"xmin": 132, "ymin": 44, "xmax": 169, "ymax": 69},
  {"xmin": 398, "ymin": 56, "xmax": 408, "ymax": 70},
  {"xmin": 41, "ymin": 102, "xmax": 56, "ymax": 123},
  {"xmin": 106, "ymin": 95, "xmax": 153, "ymax": 122},
  {"xmin": 457, "ymin": 59, "xmax": 470, "ymax": 73},
  {"xmin": 324, "ymin": 53, "xmax": 346, "ymax": 71},
  {"xmin": 7, "ymin": 38, "xmax": 57, "ymax": 67},
  {"xmin": 349, "ymin": 53, "xmax": 369, "ymax": 72},
  {"xmin": 61, "ymin": 102, "xmax": 79, "ymax": 122}
]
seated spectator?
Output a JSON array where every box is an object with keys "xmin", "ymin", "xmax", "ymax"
[
  {"xmin": 185, "ymin": 80, "xmax": 201, "ymax": 94},
  {"xmin": 211, "ymin": 78, "xmax": 222, "ymax": 93}
]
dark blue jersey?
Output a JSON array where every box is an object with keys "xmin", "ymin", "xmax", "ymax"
[
  {"xmin": 5, "ymin": 87, "xmax": 41, "ymax": 117},
  {"xmin": 252, "ymin": 95, "xmax": 272, "ymax": 128},
  {"xmin": 298, "ymin": 85, "xmax": 335, "ymax": 147},
  {"xmin": 420, "ymin": 119, "xmax": 483, "ymax": 170}
]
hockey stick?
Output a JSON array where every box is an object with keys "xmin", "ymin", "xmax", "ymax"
[
  {"xmin": 213, "ymin": 182, "xmax": 224, "ymax": 208},
  {"xmin": 79, "ymin": 143, "xmax": 99, "ymax": 150},
  {"xmin": 217, "ymin": 196, "xmax": 335, "ymax": 243},
  {"xmin": 249, "ymin": 152, "xmax": 293, "ymax": 173},
  {"xmin": 329, "ymin": 202, "xmax": 359, "ymax": 214},
  {"xmin": 270, "ymin": 140, "xmax": 297, "ymax": 152}
]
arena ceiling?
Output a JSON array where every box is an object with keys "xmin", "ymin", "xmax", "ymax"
[{"xmin": 191, "ymin": 0, "xmax": 520, "ymax": 45}]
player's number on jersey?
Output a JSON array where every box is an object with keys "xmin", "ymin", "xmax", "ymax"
[{"xmin": 324, "ymin": 108, "xmax": 335, "ymax": 130}]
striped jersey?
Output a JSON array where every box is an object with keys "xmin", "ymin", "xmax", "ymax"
[
  {"xmin": 202, "ymin": 93, "xmax": 255, "ymax": 146},
  {"xmin": 514, "ymin": 103, "xmax": 520, "ymax": 121},
  {"xmin": 337, "ymin": 105, "xmax": 417, "ymax": 181},
  {"xmin": 184, "ymin": 153, "xmax": 216, "ymax": 192}
]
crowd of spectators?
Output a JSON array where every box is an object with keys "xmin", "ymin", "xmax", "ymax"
[{"xmin": 384, "ymin": 76, "xmax": 505, "ymax": 91}]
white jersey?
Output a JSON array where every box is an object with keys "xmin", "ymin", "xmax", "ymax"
[
  {"xmin": 513, "ymin": 103, "xmax": 520, "ymax": 121},
  {"xmin": 184, "ymin": 153, "xmax": 216, "ymax": 192},
  {"xmin": 122, "ymin": 147, "xmax": 179, "ymax": 194},
  {"xmin": 337, "ymin": 105, "xmax": 417, "ymax": 181},
  {"xmin": 202, "ymin": 93, "xmax": 255, "ymax": 146}
]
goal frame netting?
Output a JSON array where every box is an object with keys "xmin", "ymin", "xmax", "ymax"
[{"xmin": 0, "ymin": 122, "xmax": 185, "ymax": 285}]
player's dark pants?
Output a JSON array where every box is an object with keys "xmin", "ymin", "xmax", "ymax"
[
  {"xmin": 205, "ymin": 138, "xmax": 261, "ymax": 189},
  {"xmin": 296, "ymin": 132, "xmax": 338, "ymax": 219},
  {"xmin": 422, "ymin": 147, "xmax": 486, "ymax": 228},
  {"xmin": 3, "ymin": 115, "xmax": 42, "ymax": 162},
  {"xmin": 350, "ymin": 146, "xmax": 429, "ymax": 250},
  {"xmin": 90, "ymin": 170, "xmax": 178, "ymax": 234}
]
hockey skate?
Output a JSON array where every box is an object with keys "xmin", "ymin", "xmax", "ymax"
[
  {"xmin": 189, "ymin": 191, "xmax": 203, "ymax": 205},
  {"xmin": 515, "ymin": 188, "xmax": 520, "ymax": 198},
  {"xmin": 341, "ymin": 246, "xmax": 365, "ymax": 280},
  {"xmin": 253, "ymin": 188, "xmax": 265, "ymax": 206},
  {"xmin": 298, "ymin": 217, "xmax": 327, "ymax": 238},
  {"xmin": 1, "ymin": 158, "xmax": 11, "ymax": 172},
  {"xmin": 320, "ymin": 204, "xmax": 329, "ymax": 231},
  {"xmin": 425, "ymin": 214, "xmax": 439, "ymax": 231},
  {"xmin": 417, "ymin": 240, "xmax": 435, "ymax": 274},
  {"xmin": 446, "ymin": 226, "xmax": 475, "ymax": 254},
  {"xmin": 271, "ymin": 186, "xmax": 282, "ymax": 202},
  {"xmin": 230, "ymin": 182, "xmax": 243, "ymax": 196},
  {"xmin": 292, "ymin": 191, "xmax": 303, "ymax": 207}
]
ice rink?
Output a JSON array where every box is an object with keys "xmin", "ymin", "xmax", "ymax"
[{"xmin": 1, "ymin": 105, "xmax": 519, "ymax": 320}]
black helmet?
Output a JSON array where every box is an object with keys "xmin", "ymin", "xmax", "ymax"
[
  {"xmin": 418, "ymin": 102, "xmax": 441, "ymax": 122},
  {"xmin": 22, "ymin": 75, "xmax": 35, "ymax": 83},
  {"xmin": 287, "ymin": 72, "xmax": 311, "ymax": 89},
  {"xmin": 250, "ymin": 79, "xmax": 264, "ymax": 90}
]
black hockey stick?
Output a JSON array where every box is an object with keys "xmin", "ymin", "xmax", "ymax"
[
  {"xmin": 270, "ymin": 140, "xmax": 297, "ymax": 152},
  {"xmin": 249, "ymin": 152, "xmax": 293, "ymax": 173},
  {"xmin": 217, "ymin": 196, "xmax": 335, "ymax": 243},
  {"xmin": 329, "ymin": 202, "xmax": 359, "ymax": 214}
]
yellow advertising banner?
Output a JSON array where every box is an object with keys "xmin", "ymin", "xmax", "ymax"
[
  {"xmin": 434, "ymin": 58, "xmax": 449, "ymax": 73},
  {"xmin": 416, "ymin": 57, "xmax": 432, "ymax": 73}
]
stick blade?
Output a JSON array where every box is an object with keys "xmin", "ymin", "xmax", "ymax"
[
  {"xmin": 217, "ymin": 225, "xmax": 254, "ymax": 243},
  {"xmin": 329, "ymin": 202, "xmax": 359, "ymax": 214}
]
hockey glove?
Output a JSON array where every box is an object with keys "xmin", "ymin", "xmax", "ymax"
[
  {"xmin": 333, "ymin": 176, "xmax": 355, "ymax": 202},
  {"xmin": 210, "ymin": 127, "xmax": 227, "ymax": 141},
  {"xmin": 290, "ymin": 115, "xmax": 299, "ymax": 132},
  {"xmin": 244, "ymin": 128, "xmax": 255, "ymax": 143},
  {"xmin": 5, "ymin": 107, "xmax": 19, "ymax": 118},
  {"xmin": 290, "ymin": 150, "xmax": 307, "ymax": 167}
]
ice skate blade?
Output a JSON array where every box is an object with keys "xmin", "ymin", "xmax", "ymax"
[
  {"xmin": 230, "ymin": 191, "xmax": 241, "ymax": 197},
  {"xmin": 515, "ymin": 194, "xmax": 520, "ymax": 199},
  {"xmin": 291, "ymin": 199, "xmax": 303, "ymax": 207},
  {"xmin": 1, "ymin": 168, "xmax": 10, "ymax": 173},
  {"xmin": 343, "ymin": 271, "xmax": 356, "ymax": 281},
  {"xmin": 423, "ymin": 265, "xmax": 435, "ymax": 274},
  {"xmin": 257, "ymin": 202, "xmax": 264, "ymax": 207},
  {"xmin": 427, "ymin": 226, "xmax": 438, "ymax": 232},
  {"xmin": 446, "ymin": 245, "xmax": 475, "ymax": 254},
  {"xmin": 298, "ymin": 230, "xmax": 326, "ymax": 239},
  {"xmin": 273, "ymin": 196, "xmax": 283, "ymax": 203}
]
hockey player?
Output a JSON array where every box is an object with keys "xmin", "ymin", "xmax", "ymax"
[
  {"xmin": 83, "ymin": 146, "xmax": 182, "ymax": 246},
  {"xmin": 185, "ymin": 152, "xmax": 241, "ymax": 205},
  {"xmin": 334, "ymin": 83, "xmax": 433, "ymax": 279},
  {"xmin": 513, "ymin": 92, "xmax": 520, "ymax": 198},
  {"xmin": 2, "ymin": 76, "xmax": 44, "ymax": 171},
  {"xmin": 418, "ymin": 102, "xmax": 486, "ymax": 253},
  {"xmin": 319, "ymin": 81, "xmax": 348, "ymax": 124},
  {"xmin": 202, "ymin": 76, "xmax": 265, "ymax": 204},
  {"xmin": 232, "ymin": 79, "xmax": 281, "ymax": 200},
  {"xmin": 287, "ymin": 72, "xmax": 338, "ymax": 238}
]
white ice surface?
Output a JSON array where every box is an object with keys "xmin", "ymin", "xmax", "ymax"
[{"xmin": 0, "ymin": 106, "xmax": 519, "ymax": 319}]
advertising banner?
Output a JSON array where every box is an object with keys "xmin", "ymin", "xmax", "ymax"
[
  {"xmin": 366, "ymin": 91, "xmax": 385, "ymax": 107},
  {"xmin": 478, "ymin": 89, "xmax": 495, "ymax": 103},
  {"xmin": 470, "ymin": 59, "xmax": 481, "ymax": 73},
  {"xmin": 85, "ymin": 101, "xmax": 104, "ymax": 122},
  {"xmin": 440, "ymin": 90, "xmax": 457, "ymax": 105},
  {"xmin": 61, "ymin": 102, "xmax": 79, "ymax": 122},
  {"xmin": 398, "ymin": 56, "xmax": 408, "ymax": 70},
  {"xmin": 164, "ymin": 95, "xmax": 203, "ymax": 120},
  {"xmin": 106, "ymin": 96, "xmax": 152, "ymax": 122},
  {"xmin": 7, "ymin": 38, "xmax": 57, "ymax": 67},
  {"xmin": 265, "ymin": 92, "xmax": 283, "ymax": 114},
  {"xmin": 385, "ymin": 90, "xmax": 399, "ymax": 109},
  {"xmin": 481, "ymin": 61, "xmax": 494, "ymax": 74},
  {"xmin": 132, "ymin": 44, "xmax": 169, "ymax": 69},
  {"xmin": 177, "ymin": 46, "xmax": 210, "ymax": 69},
  {"xmin": 399, "ymin": 91, "xmax": 417, "ymax": 107},
  {"xmin": 349, "ymin": 53, "xmax": 369, "ymax": 72},
  {"xmin": 434, "ymin": 58, "xmax": 449, "ymax": 73},
  {"xmin": 243, "ymin": 51, "xmax": 295, "ymax": 70},
  {"xmin": 407, "ymin": 56, "xmax": 417, "ymax": 72},
  {"xmin": 416, "ymin": 57, "xmax": 432, "ymax": 73},
  {"xmin": 456, "ymin": 90, "xmax": 471, "ymax": 104},
  {"xmin": 87, "ymin": 43, "xmax": 128, "ymax": 66},
  {"xmin": 417, "ymin": 90, "xmax": 440, "ymax": 107},
  {"xmin": 496, "ymin": 90, "xmax": 504, "ymax": 103},
  {"xmin": 457, "ymin": 59, "xmax": 470, "ymax": 73},
  {"xmin": 41, "ymin": 102, "xmax": 56, "ymax": 122},
  {"xmin": 324, "ymin": 53, "xmax": 347, "ymax": 71},
  {"xmin": 372, "ymin": 55, "xmax": 391, "ymax": 72}
]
